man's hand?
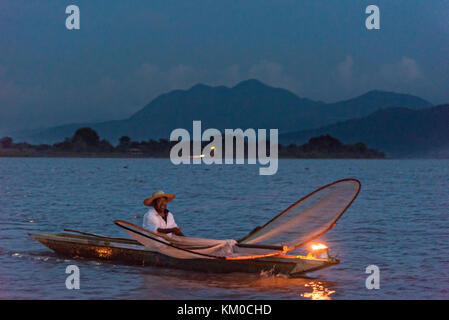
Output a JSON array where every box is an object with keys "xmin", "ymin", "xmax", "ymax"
[{"xmin": 172, "ymin": 227, "xmax": 184, "ymax": 236}]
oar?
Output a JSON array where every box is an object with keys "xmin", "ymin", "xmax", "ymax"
[
  {"xmin": 235, "ymin": 243, "xmax": 284, "ymax": 251},
  {"xmin": 64, "ymin": 228, "xmax": 106, "ymax": 237},
  {"xmin": 65, "ymin": 229, "xmax": 284, "ymax": 251},
  {"xmin": 63, "ymin": 228, "xmax": 135, "ymax": 242}
]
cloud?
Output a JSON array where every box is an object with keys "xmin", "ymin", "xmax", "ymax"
[
  {"xmin": 220, "ymin": 64, "xmax": 241, "ymax": 87},
  {"xmin": 380, "ymin": 56, "xmax": 421, "ymax": 82},
  {"xmin": 80, "ymin": 64, "xmax": 202, "ymax": 121},
  {"xmin": 327, "ymin": 55, "xmax": 424, "ymax": 101},
  {"xmin": 124, "ymin": 63, "xmax": 205, "ymax": 107},
  {"xmin": 335, "ymin": 55, "xmax": 354, "ymax": 83},
  {"xmin": 167, "ymin": 64, "xmax": 199, "ymax": 89},
  {"xmin": 332, "ymin": 56, "xmax": 357, "ymax": 95},
  {"xmin": 248, "ymin": 60, "xmax": 298, "ymax": 92}
]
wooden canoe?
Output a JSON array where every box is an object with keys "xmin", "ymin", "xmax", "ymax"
[{"xmin": 29, "ymin": 232, "xmax": 339, "ymax": 277}]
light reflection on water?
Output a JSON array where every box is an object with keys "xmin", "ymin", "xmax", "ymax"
[
  {"xmin": 301, "ymin": 281, "xmax": 336, "ymax": 300},
  {"xmin": 136, "ymin": 266, "xmax": 338, "ymax": 300},
  {"xmin": 1, "ymin": 158, "xmax": 448, "ymax": 299}
]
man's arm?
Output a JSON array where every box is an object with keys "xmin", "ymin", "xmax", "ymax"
[
  {"xmin": 163, "ymin": 211, "xmax": 184, "ymax": 236},
  {"xmin": 157, "ymin": 227, "xmax": 184, "ymax": 236}
]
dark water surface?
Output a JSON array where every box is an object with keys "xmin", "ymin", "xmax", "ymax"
[{"xmin": 1, "ymin": 158, "xmax": 448, "ymax": 299}]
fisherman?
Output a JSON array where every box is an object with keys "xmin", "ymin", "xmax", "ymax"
[{"xmin": 142, "ymin": 190, "xmax": 184, "ymax": 236}]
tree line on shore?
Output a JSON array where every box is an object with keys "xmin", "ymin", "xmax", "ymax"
[{"xmin": 0, "ymin": 127, "xmax": 385, "ymax": 158}]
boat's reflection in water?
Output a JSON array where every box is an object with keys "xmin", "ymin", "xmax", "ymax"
[
  {"xmin": 138, "ymin": 267, "xmax": 337, "ymax": 300},
  {"xmin": 17, "ymin": 250, "xmax": 337, "ymax": 299}
]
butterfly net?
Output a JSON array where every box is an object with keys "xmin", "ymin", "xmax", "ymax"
[{"xmin": 238, "ymin": 179, "xmax": 361, "ymax": 250}]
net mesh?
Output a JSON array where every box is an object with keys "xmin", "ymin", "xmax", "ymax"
[{"xmin": 238, "ymin": 179, "xmax": 361, "ymax": 250}]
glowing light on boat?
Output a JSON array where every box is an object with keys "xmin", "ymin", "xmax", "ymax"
[
  {"xmin": 95, "ymin": 247, "xmax": 112, "ymax": 258},
  {"xmin": 311, "ymin": 243, "xmax": 327, "ymax": 251},
  {"xmin": 307, "ymin": 242, "xmax": 329, "ymax": 259}
]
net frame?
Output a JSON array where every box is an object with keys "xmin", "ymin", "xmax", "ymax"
[{"xmin": 238, "ymin": 178, "xmax": 361, "ymax": 251}]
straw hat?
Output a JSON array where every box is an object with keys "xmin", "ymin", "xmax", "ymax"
[{"xmin": 143, "ymin": 190, "xmax": 175, "ymax": 207}]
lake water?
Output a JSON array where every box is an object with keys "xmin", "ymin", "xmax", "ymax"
[{"xmin": 0, "ymin": 158, "xmax": 448, "ymax": 299}]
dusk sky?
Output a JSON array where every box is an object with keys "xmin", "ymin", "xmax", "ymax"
[{"xmin": 1, "ymin": 0, "xmax": 448, "ymax": 135}]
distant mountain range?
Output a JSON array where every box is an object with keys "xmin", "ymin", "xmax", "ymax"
[
  {"xmin": 279, "ymin": 104, "xmax": 449, "ymax": 157},
  {"xmin": 13, "ymin": 79, "xmax": 432, "ymax": 146}
]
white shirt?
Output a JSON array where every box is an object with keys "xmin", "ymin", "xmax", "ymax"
[{"xmin": 143, "ymin": 207, "xmax": 178, "ymax": 236}]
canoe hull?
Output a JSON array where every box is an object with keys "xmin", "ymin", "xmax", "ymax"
[{"xmin": 30, "ymin": 233, "xmax": 338, "ymax": 277}]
